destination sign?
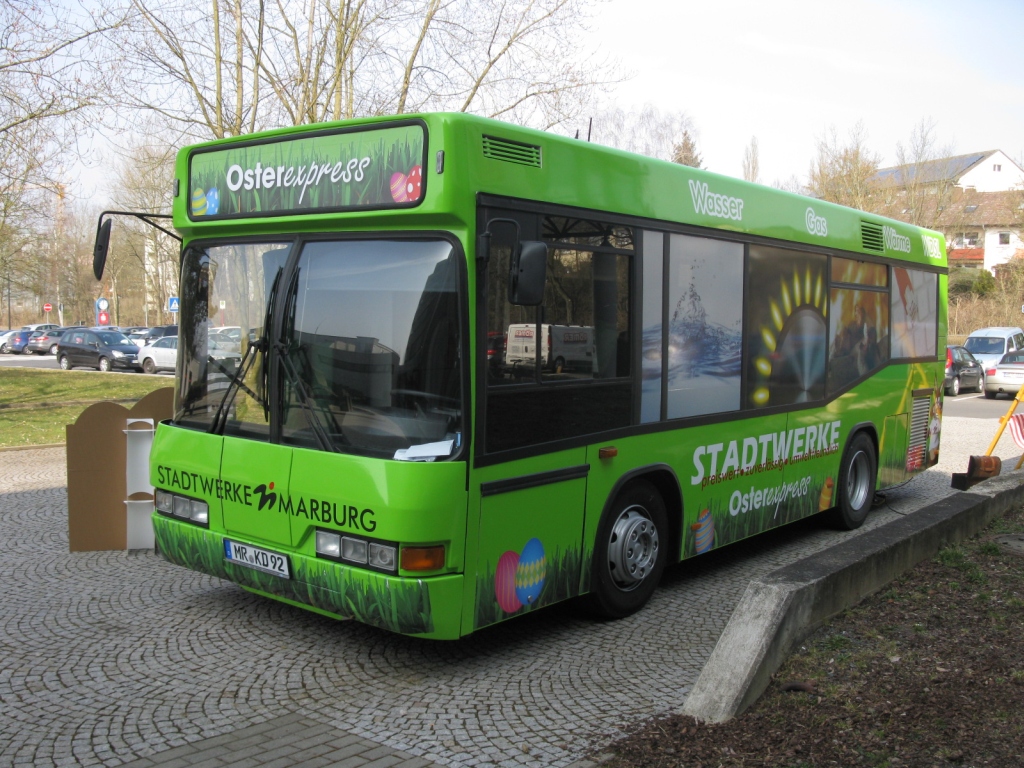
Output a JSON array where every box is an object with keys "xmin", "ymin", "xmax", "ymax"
[{"xmin": 187, "ymin": 122, "xmax": 426, "ymax": 219}]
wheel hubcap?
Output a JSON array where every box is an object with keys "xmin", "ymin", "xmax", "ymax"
[
  {"xmin": 607, "ymin": 505, "xmax": 659, "ymax": 590},
  {"xmin": 846, "ymin": 450, "xmax": 871, "ymax": 510}
]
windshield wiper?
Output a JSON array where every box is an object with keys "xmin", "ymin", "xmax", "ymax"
[
  {"xmin": 208, "ymin": 269, "xmax": 280, "ymax": 435},
  {"xmin": 274, "ymin": 339, "xmax": 337, "ymax": 453},
  {"xmin": 273, "ymin": 268, "xmax": 337, "ymax": 452}
]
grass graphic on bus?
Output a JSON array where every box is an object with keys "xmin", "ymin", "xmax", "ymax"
[
  {"xmin": 683, "ymin": 469, "xmax": 833, "ymax": 558},
  {"xmin": 474, "ymin": 545, "xmax": 582, "ymax": 630},
  {"xmin": 154, "ymin": 517, "xmax": 434, "ymax": 635}
]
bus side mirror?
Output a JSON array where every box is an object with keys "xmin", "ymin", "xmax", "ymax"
[
  {"xmin": 93, "ymin": 218, "xmax": 112, "ymax": 281},
  {"xmin": 509, "ymin": 241, "xmax": 547, "ymax": 306}
]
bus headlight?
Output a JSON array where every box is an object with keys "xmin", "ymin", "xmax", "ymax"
[
  {"xmin": 341, "ymin": 537, "xmax": 368, "ymax": 564},
  {"xmin": 172, "ymin": 496, "xmax": 191, "ymax": 518},
  {"xmin": 155, "ymin": 490, "xmax": 173, "ymax": 513},
  {"xmin": 154, "ymin": 489, "xmax": 209, "ymax": 528},
  {"xmin": 315, "ymin": 530, "xmax": 341, "ymax": 558},
  {"xmin": 368, "ymin": 542, "xmax": 396, "ymax": 570},
  {"xmin": 189, "ymin": 499, "xmax": 209, "ymax": 524},
  {"xmin": 314, "ymin": 529, "xmax": 398, "ymax": 573}
]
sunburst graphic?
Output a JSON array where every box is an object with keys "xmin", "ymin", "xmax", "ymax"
[{"xmin": 751, "ymin": 265, "xmax": 827, "ymax": 406}]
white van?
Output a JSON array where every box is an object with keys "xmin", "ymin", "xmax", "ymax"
[
  {"xmin": 505, "ymin": 324, "xmax": 595, "ymax": 372},
  {"xmin": 963, "ymin": 326, "xmax": 1024, "ymax": 368}
]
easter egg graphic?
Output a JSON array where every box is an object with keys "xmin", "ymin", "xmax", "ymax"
[
  {"xmin": 514, "ymin": 537, "xmax": 546, "ymax": 606},
  {"xmin": 191, "ymin": 188, "xmax": 207, "ymax": 216},
  {"xmin": 494, "ymin": 550, "xmax": 522, "ymax": 613},
  {"xmin": 405, "ymin": 165, "xmax": 423, "ymax": 202},
  {"xmin": 691, "ymin": 508, "xmax": 715, "ymax": 554},
  {"xmin": 205, "ymin": 187, "xmax": 220, "ymax": 216},
  {"xmin": 390, "ymin": 171, "xmax": 408, "ymax": 203},
  {"xmin": 818, "ymin": 477, "xmax": 834, "ymax": 512}
]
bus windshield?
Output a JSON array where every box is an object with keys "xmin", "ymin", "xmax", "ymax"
[{"xmin": 176, "ymin": 237, "xmax": 463, "ymax": 460}]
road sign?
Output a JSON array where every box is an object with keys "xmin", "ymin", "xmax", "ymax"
[
  {"xmin": 43, "ymin": 303, "xmax": 52, "ymax": 313},
  {"xmin": 168, "ymin": 296, "xmax": 180, "ymax": 313}
]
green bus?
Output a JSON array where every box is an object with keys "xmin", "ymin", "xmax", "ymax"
[{"xmin": 100, "ymin": 113, "xmax": 946, "ymax": 639}]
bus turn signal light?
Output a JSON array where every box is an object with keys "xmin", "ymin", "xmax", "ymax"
[
  {"xmin": 401, "ymin": 546, "xmax": 445, "ymax": 571},
  {"xmin": 598, "ymin": 446, "xmax": 618, "ymax": 459}
]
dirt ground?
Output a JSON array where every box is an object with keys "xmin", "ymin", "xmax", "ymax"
[{"xmin": 601, "ymin": 505, "xmax": 1024, "ymax": 768}]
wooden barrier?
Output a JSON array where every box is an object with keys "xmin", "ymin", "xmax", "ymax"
[{"xmin": 66, "ymin": 387, "xmax": 174, "ymax": 551}]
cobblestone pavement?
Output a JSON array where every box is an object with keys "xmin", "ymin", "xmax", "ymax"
[{"xmin": 0, "ymin": 416, "xmax": 1019, "ymax": 768}]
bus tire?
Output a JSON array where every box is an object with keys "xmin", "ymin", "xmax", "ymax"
[
  {"xmin": 585, "ymin": 480, "xmax": 667, "ymax": 620},
  {"xmin": 826, "ymin": 432, "xmax": 877, "ymax": 531}
]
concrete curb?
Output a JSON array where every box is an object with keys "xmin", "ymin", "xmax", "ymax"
[
  {"xmin": 682, "ymin": 469, "xmax": 1024, "ymax": 723},
  {"xmin": 0, "ymin": 442, "xmax": 65, "ymax": 452}
]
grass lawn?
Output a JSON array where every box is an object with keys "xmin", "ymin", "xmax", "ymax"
[{"xmin": 0, "ymin": 368, "xmax": 172, "ymax": 448}]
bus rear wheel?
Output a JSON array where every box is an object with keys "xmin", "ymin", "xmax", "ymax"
[
  {"xmin": 826, "ymin": 432, "xmax": 877, "ymax": 531},
  {"xmin": 586, "ymin": 480, "xmax": 667, "ymax": 619}
]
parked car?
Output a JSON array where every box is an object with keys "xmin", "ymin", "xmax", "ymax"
[
  {"xmin": 25, "ymin": 326, "xmax": 79, "ymax": 355},
  {"xmin": 57, "ymin": 329, "xmax": 140, "ymax": 372},
  {"xmin": 6, "ymin": 329, "xmax": 35, "ymax": 354},
  {"xmin": 21, "ymin": 323, "xmax": 60, "ymax": 331},
  {"xmin": 134, "ymin": 325, "xmax": 179, "ymax": 346},
  {"xmin": 963, "ymin": 327, "xmax": 1024, "ymax": 369},
  {"xmin": 944, "ymin": 345, "xmax": 984, "ymax": 396},
  {"xmin": 983, "ymin": 351, "xmax": 1024, "ymax": 399},
  {"xmin": 138, "ymin": 335, "xmax": 177, "ymax": 374},
  {"xmin": 0, "ymin": 329, "xmax": 19, "ymax": 353},
  {"xmin": 209, "ymin": 325, "xmax": 242, "ymax": 342}
]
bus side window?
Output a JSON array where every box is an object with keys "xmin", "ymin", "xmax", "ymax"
[{"xmin": 746, "ymin": 246, "xmax": 828, "ymax": 407}]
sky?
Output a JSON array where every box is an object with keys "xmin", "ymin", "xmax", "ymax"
[
  {"xmin": 73, "ymin": 0, "xmax": 1024, "ymax": 202},
  {"xmin": 588, "ymin": 0, "xmax": 1024, "ymax": 185}
]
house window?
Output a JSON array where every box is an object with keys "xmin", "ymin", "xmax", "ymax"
[
  {"xmin": 954, "ymin": 232, "xmax": 979, "ymax": 248},
  {"xmin": 999, "ymin": 232, "xmax": 1011, "ymax": 245},
  {"xmin": 994, "ymin": 164, "xmax": 1002, "ymax": 172}
]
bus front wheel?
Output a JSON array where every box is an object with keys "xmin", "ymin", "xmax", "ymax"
[
  {"xmin": 827, "ymin": 432, "xmax": 877, "ymax": 531},
  {"xmin": 586, "ymin": 480, "xmax": 667, "ymax": 619}
]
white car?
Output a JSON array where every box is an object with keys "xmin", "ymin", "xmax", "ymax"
[
  {"xmin": 0, "ymin": 329, "xmax": 18, "ymax": 353},
  {"xmin": 139, "ymin": 335, "xmax": 178, "ymax": 374}
]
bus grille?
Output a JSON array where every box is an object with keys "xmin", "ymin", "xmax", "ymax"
[
  {"xmin": 907, "ymin": 396, "xmax": 931, "ymax": 471},
  {"xmin": 482, "ymin": 135, "xmax": 542, "ymax": 167},
  {"xmin": 861, "ymin": 221, "xmax": 884, "ymax": 253}
]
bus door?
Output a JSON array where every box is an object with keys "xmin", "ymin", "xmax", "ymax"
[
  {"xmin": 471, "ymin": 449, "xmax": 588, "ymax": 632},
  {"xmin": 470, "ymin": 204, "xmax": 635, "ymax": 632}
]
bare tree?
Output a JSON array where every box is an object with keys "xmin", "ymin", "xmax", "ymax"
[
  {"xmin": 807, "ymin": 123, "xmax": 880, "ymax": 211},
  {"xmin": 120, "ymin": 0, "xmax": 616, "ymax": 140},
  {"xmin": 108, "ymin": 134, "xmax": 179, "ymax": 325},
  {"xmin": 1, "ymin": 0, "xmax": 123, "ymax": 325},
  {"xmin": 773, "ymin": 175, "xmax": 806, "ymax": 194},
  {"xmin": 671, "ymin": 129, "xmax": 703, "ymax": 169},
  {"xmin": 589, "ymin": 104, "xmax": 697, "ymax": 162},
  {"xmin": 742, "ymin": 136, "xmax": 760, "ymax": 184}
]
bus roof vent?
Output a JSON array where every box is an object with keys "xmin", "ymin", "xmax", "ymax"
[
  {"xmin": 861, "ymin": 221, "xmax": 884, "ymax": 253},
  {"xmin": 482, "ymin": 135, "xmax": 542, "ymax": 168}
]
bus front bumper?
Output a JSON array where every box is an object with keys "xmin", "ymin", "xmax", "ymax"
[{"xmin": 153, "ymin": 514, "xmax": 464, "ymax": 639}]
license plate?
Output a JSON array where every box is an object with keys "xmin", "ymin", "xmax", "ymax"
[{"xmin": 224, "ymin": 539, "xmax": 290, "ymax": 579}]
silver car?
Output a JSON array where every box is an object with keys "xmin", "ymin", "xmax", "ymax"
[{"xmin": 983, "ymin": 351, "xmax": 1024, "ymax": 399}]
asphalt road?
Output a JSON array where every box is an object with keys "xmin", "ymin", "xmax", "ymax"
[
  {"xmin": 0, "ymin": 352, "xmax": 60, "ymax": 369},
  {"xmin": 943, "ymin": 389, "xmax": 1020, "ymax": 419},
  {"xmin": 0, "ymin": 352, "xmax": 170, "ymax": 376}
]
